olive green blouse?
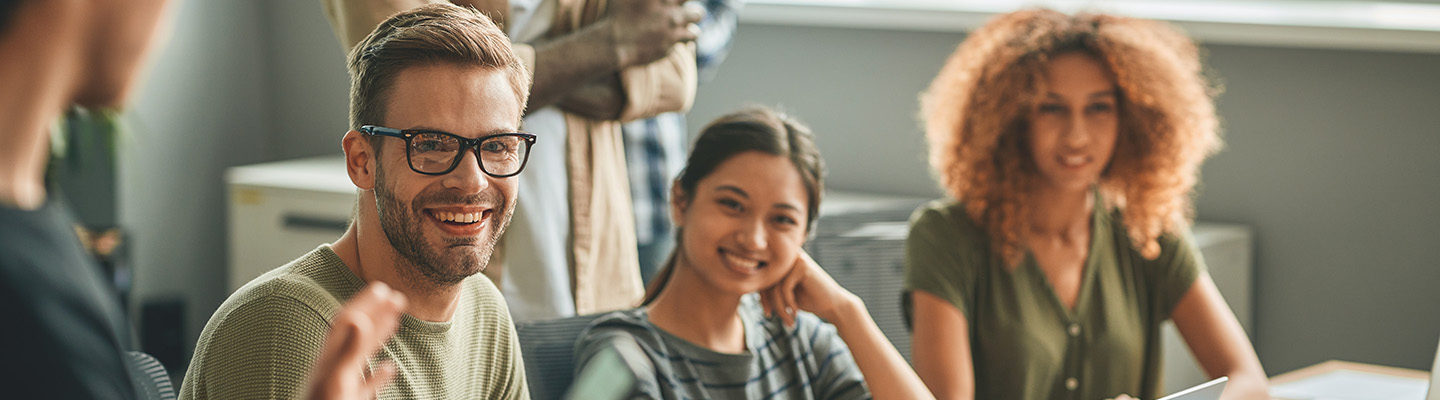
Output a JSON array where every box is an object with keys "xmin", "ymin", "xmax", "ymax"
[{"xmin": 903, "ymin": 199, "xmax": 1202, "ymax": 400}]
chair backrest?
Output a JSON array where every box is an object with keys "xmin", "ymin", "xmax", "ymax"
[
  {"xmin": 515, "ymin": 313, "xmax": 609, "ymax": 400},
  {"xmin": 562, "ymin": 333, "xmax": 648, "ymax": 400},
  {"xmin": 126, "ymin": 351, "xmax": 176, "ymax": 400}
]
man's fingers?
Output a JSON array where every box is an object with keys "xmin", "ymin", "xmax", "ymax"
[
  {"xmin": 339, "ymin": 310, "xmax": 378, "ymax": 371},
  {"xmin": 319, "ymin": 315, "xmax": 364, "ymax": 373},
  {"xmin": 339, "ymin": 283, "xmax": 406, "ymax": 374},
  {"xmin": 365, "ymin": 362, "xmax": 398, "ymax": 397},
  {"xmin": 305, "ymin": 283, "xmax": 407, "ymax": 400},
  {"xmin": 321, "ymin": 285, "xmax": 386, "ymax": 374},
  {"xmin": 368, "ymin": 287, "xmax": 407, "ymax": 344}
]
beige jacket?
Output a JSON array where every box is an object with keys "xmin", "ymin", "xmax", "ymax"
[{"xmin": 321, "ymin": 0, "xmax": 695, "ymax": 315}]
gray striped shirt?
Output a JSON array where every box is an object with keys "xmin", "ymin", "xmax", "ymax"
[{"xmin": 574, "ymin": 296, "xmax": 870, "ymax": 399}]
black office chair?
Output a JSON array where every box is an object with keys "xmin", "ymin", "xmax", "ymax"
[
  {"xmin": 515, "ymin": 314, "xmax": 609, "ymax": 400},
  {"xmin": 127, "ymin": 351, "xmax": 175, "ymax": 400}
]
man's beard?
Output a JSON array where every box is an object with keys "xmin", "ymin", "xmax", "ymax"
[{"xmin": 373, "ymin": 166, "xmax": 512, "ymax": 291}]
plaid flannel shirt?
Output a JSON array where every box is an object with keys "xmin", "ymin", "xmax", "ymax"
[{"xmin": 622, "ymin": 0, "xmax": 743, "ymax": 245}]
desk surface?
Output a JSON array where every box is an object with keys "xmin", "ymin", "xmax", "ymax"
[
  {"xmin": 1272, "ymin": 360, "xmax": 1430, "ymax": 384},
  {"xmin": 1270, "ymin": 360, "xmax": 1430, "ymax": 400}
]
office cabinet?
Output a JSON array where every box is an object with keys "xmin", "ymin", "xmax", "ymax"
[
  {"xmin": 1162, "ymin": 224, "xmax": 1254, "ymax": 391},
  {"xmin": 227, "ymin": 156, "xmax": 353, "ymax": 292}
]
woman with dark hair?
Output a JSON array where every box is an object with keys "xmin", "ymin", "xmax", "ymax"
[
  {"xmin": 906, "ymin": 8, "xmax": 1267, "ymax": 400},
  {"xmin": 0, "ymin": 0, "xmax": 405, "ymax": 398},
  {"xmin": 573, "ymin": 107, "xmax": 933, "ymax": 399}
]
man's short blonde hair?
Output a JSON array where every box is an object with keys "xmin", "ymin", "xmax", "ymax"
[{"xmin": 347, "ymin": 3, "xmax": 531, "ymax": 132}]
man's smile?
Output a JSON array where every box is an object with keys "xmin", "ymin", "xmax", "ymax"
[{"xmin": 424, "ymin": 206, "xmax": 494, "ymax": 237}]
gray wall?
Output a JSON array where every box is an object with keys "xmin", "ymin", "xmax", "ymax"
[
  {"xmin": 685, "ymin": 25, "xmax": 952, "ymax": 197},
  {"xmin": 123, "ymin": 0, "xmax": 273, "ymax": 362},
  {"xmin": 263, "ymin": 0, "xmax": 352, "ymax": 160},
  {"xmin": 687, "ymin": 24, "xmax": 1440, "ymax": 374},
  {"xmin": 121, "ymin": 0, "xmax": 358, "ymax": 364},
  {"xmin": 122, "ymin": 1, "xmax": 1440, "ymax": 377},
  {"xmin": 1202, "ymin": 45, "xmax": 1440, "ymax": 373}
]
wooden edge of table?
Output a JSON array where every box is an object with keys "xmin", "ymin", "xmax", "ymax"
[{"xmin": 1269, "ymin": 359, "xmax": 1430, "ymax": 385}]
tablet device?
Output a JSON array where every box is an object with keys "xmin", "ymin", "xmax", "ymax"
[{"xmin": 1158, "ymin": 376, "xmax": 1228, "ymax": 400}]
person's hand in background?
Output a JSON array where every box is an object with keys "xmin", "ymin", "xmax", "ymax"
[{"xmin": 606, "ymin": 0, "xmax": 704, "ymax": 68}]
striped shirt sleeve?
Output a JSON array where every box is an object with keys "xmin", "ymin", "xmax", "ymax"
[{"xmin": 803, "ymin": 317, "xmax": 871, "ymax": 400}]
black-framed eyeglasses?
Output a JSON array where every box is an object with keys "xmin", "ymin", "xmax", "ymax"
[{"xmin": 360, "ymin": 125, "xmax": 536, "ymax": 177}]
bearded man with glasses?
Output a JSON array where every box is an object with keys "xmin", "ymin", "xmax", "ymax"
[{"xmin": 180, "ymin": 5, "xmax": 533, "ymax": 399}]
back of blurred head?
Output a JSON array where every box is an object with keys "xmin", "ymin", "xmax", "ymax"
[
  {"xmin": 640, "ymin": 106, "xmax": 826, "ymax": 306},
  {"xmin": 0, "ymin": 0, "xmax": 172, "ymax": 208},
  {"xmin": 1, "ymin": 0, "xmax": 172, "ymax": 109}
]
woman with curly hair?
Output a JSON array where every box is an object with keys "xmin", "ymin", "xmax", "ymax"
[{"xmin": 904, "ymin": 9, "xmax": 1267, "ymax": 400}]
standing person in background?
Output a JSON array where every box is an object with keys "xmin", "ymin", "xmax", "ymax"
[
  {"xmin": 575, "ymin": 108, "xmax": 935, "ymax": 399},
  {"xmin": 0, "ymin": 0, "xmax": 406, "ymax": 399},
  {"xmin": 905, "ymin": 9, "xmax": 1269, "ymax": 400},
  {"xmin": 618, "ymin": 0, "xmax": 743, "ymax": 284},
  {"xmin": 323, "ymin": 0, "xmax": 703, "ymax": 322}
]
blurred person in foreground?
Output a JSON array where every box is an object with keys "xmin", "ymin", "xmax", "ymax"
[{"xmin": 0, "ymin": 0, "xmax": 408, "ymax": 399}]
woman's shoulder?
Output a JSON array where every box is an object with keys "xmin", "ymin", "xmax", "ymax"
[
  {"xmin": 582, "ymin": 308, "xmax": 655, "ymax": 337},
  {"xmin": 575, "ymin": 308, "xmax": 663, "ymax": 365},
  {"xmin": 911, "ymin": 198, "xmax": 966, "ymax": 222},
  {"xmin": 1101, "ymin": 207, "xmax": 1195, "ymax": 260},
  {"xmin": 910, "ymin": 197, "xmax": 990, "ymax": 234},
  {"xmin": 908, "ymin": 198, "xmax": 990, "ymax": 251}
]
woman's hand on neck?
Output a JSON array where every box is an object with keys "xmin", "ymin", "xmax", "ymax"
[{"xmin": 645, "ymin": 254, "xmax": 748, "ymax": 354}]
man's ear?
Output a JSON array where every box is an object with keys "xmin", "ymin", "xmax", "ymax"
[
  {"xmin": 342, "ymin": 130, "xmax": 377, "ymax": 190},
  {"xmin": 669, "ymin": 182, "xmax": 687, "ymax": 228}
]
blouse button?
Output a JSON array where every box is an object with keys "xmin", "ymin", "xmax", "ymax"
[
  {"xmin": 1068, "ymin": 323, "xmax": 1081, "ymax": 337},
  {"xmin": 1066, "ymin": 377, "xmax": 1078, "ymax": 390}
]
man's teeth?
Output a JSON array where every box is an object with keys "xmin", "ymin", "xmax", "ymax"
[
  {"xmin": 723, "ymin": 251, "xmax": 761, "ymax": 270},
  {"xmin": 436, "ymin": 211, "xmax": 483, "ymax": 223}
]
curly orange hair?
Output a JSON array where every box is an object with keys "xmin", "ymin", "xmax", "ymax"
[{"xmin": 922, "ymin": 8, "xmax": 1222, "ymax": 266}]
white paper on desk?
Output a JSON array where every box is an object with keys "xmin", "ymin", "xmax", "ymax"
[{"xmin": 1270, "ymin": 369, "xmax": 1428, "ymax": 400}]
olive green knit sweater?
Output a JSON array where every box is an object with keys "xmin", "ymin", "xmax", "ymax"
[{"xmin": 179, "ymin": 245, "xmax": 528, "ymax": 399}]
